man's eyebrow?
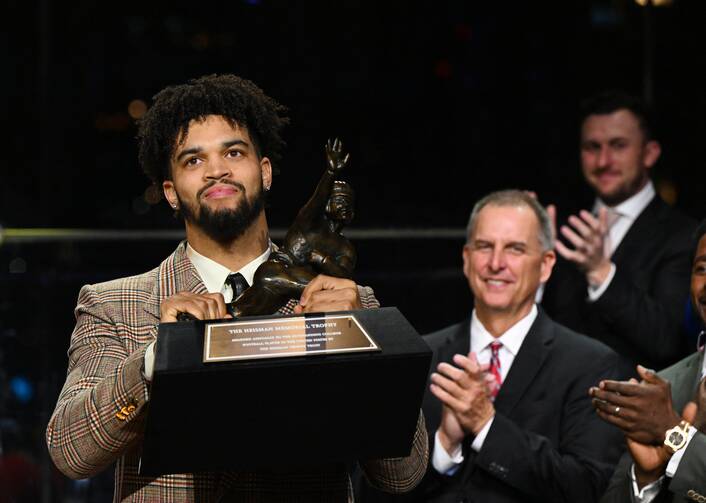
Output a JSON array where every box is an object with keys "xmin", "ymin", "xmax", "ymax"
[
  {"xmin": 175, "ymin": 146, "xmax": 201, "ymax": 162},
  {"xmin": 174, "ymin": 139, "xmax": 250, "ymax": 161},
  {"xmin": 694, "ymin": 254, "xmax": 706, "ymax": 264},
  {"xmin": 223, "ymin": 139, "xmax": 249, "ymax": 149}
]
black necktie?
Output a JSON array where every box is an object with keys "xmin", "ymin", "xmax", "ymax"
[{"xmin": 226, "ymin": 272, "xmax": 250, "ymax": 300}]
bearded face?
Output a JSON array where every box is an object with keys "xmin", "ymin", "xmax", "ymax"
[
  {"xmin": 163, "ymin": 116, "xmax": 273, "ymax": 245},
  {"xmin": 178, "ymin": 178, "xmax": 266, "ymax": 244}
]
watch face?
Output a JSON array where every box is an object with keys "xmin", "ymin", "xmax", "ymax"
[{"xmin": 668, "ymin": 431, "xmax": 684, "ymax": 444}]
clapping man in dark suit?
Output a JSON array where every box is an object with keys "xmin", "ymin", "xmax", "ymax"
[
  {"xmin": 592, "ymin": 220, "xmax": 706, "ymax": 503},
  {"xmin": 541, "ymin": 91, "xmax": 696, "ymax": 372},
  {"xmin": 410, "ymin": 190, "xmax": 624, "ymax": 502}
]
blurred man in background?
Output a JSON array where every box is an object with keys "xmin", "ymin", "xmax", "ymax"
[{"xmin": 542, "ymin": 90, "xmax": 696, "ymax": 374}]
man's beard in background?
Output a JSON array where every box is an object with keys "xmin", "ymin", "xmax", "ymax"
[{"xmin": 178, "ymin": 180, "xmax": 266, "ymax": 245}]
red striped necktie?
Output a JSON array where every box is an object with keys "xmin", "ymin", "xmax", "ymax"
[{"xmin": 488, "ymin": 341, "xmax": 503, "ymax": 400}]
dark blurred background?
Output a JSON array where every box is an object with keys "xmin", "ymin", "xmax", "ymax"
[{"xmin": 3, "ymin": 0, "xmax": 706, "ymax": 500}]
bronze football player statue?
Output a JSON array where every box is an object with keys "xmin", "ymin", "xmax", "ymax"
[{"xmin": 228, "ymin": 138, "xmax": 356, "ymax": 317}]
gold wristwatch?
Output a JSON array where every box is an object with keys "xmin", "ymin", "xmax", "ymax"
[{"xmin": 664, "ymin": 420, "xmax": 692, "ymax": 454}]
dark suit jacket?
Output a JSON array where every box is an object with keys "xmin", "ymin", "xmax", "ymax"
[
  {"xmin": 542, "ymin": 196, "xmax": 696, "ymax": 372},
  {"xmin": 600, "ymin": 351, "xmax": 706, "ymax": 503},
  {"xmin": 356, "ymin": 309, "xmax": 625, "ymax": 503}
]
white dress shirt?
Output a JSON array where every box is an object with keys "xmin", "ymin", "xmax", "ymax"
[
  {"xmin": 588, "ymin": 181, "xmax": 655, "ymax": 301},
  {"xmin": 142, "ymin": 242, "xmax": 271, "ymax": 382},
  {"xmin": 186, "ymin": 243, "xmax": 271, "ymax": 302},
  {"xmin": 535, "ymin": 181, "xmax": 655, "ymax": 304},
  {"xmin": 632, "ymin": 353, "xmax": 706, "ymax": 502},
  {"xmin": 432, "ymin": 305, "xmax": 538, "ymax": 474}
]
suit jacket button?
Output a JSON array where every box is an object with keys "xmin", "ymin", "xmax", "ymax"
[{"xmin": 116, "ymin": 404, "xmax": 135, "ymax": 420}]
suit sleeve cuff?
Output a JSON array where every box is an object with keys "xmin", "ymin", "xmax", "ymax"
[
  {"xmin": 432, "ymin": 430, "xmax": 464, "ymax": 475},
  {"xmin": 587, "ymin": 262, "xmax": 616, "ymax": 302},
  {"xmin": 143, "ymin": 341, "xmax": 156, "ymax": 384},
  {"xmin": 470, "ymin": 416, "xmax": 494, "ymax": 452},
  {"xmin": 630, "ymin": 463, "xmax": 664, "ymax": 502}
]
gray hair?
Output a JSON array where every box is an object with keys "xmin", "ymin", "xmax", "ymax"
[{"xmin": 466, "ymin": 190, "xmax": 555, "ymax": 251}]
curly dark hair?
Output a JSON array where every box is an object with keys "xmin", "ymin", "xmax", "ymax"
[{"xmin": 137, "ymin": 74, "xmax": 289, "ymax": 187}]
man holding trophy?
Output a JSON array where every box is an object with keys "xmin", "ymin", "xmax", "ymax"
[{"xmin": 46, "ymin": 74, "xmax": 427, "ymax": 502}]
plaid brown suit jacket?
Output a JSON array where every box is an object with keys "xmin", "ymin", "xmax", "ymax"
[{"xmin": 46, "ymin": 242, "xmax": 428, "ymax": 502}]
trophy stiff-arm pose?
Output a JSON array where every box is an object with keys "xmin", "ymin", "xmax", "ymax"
[
  {"xmin": 230, "ymin": 138, "xmax": 357, "ymax": 317},
  {"xmin": 46, "ymin": 74, "xmax": 427, "ymax": 503}
]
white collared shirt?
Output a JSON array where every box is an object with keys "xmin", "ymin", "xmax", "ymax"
[
  {"xmin": 535, "ymin": 181, "xmax": 656, "ymax": 304},
  {"xmin": 594, "ymin": 180, "xmax": 655, "ymax": 257},
  {"xmin": 469, "ymin": 305, "xmax": 536, "ymax": 381},
  {"xmin": 432, "ymin": 305, "xmax": 538, "ymax": 474},
  {"xmin": 186, "ymin": 243, "xmax": 271, "ymax": 302},
  {"xmin": 588, "ymin": 182, "xmax": 655, "ymax": 301},
  {"xmin": 143, "ymin": 242, "xmax": 271, "ymax": 382}
]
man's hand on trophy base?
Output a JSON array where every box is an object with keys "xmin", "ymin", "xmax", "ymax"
[
  {"xmin": 293, "ymin": 274, "xmax": 361, "ymax": 314},
  {"xmin": 160, "ymin": 292, "xmax": 232, "ymax": 322}
]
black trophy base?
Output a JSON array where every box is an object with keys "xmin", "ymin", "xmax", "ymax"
[{"xmin": 139, "ymin": 307, "xmax": 431, "ymax": 476}]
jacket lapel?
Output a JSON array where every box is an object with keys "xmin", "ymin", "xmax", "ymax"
[
  {"xmin": 443, "ymin": 319, "xmax": 472, "ymax": 362},
  {"xmin": 493, "ymin": 310, "xmax": 553, "ymax": 415},
  {"xmin": 669, "ymin": 351, "xmax": 705, "ymax": 412},
  {"xmin": 143, "ymin": 241, "xmax": 208, "ymax": 321},
  {"xmin": 611, "ymin": 196, "xmax": 661, "ymax": 264}
]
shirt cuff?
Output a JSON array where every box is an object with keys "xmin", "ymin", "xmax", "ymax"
[
  {"xmin": 432, "ymin": 430, "xmax": 464, "ymax": 475},
  {"xmin": 143, "ymin": 342, "xmax": 156, "ymax": 383},
  {"xmin": 587, "ymin": 262, "xmax": 616, "ymax": 301},
  {"xmin": 666, "ymin": 425, "xmax": 698, "ymax": 477},
  {"xmin": 630, "ymin": 464, "xmax": 664, "ymax": 502},
  {"xmin": 470, "ymin": 416, "xmax": 494, "ymax": 452}
]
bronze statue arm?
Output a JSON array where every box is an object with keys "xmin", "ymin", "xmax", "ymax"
[
  {"xmin": 296, "ymin": 138, "xmax": 349, "ymax": 223},
  {"xmin": 310, "ymin": 247, "xmax": 356, "ymax": 279}
]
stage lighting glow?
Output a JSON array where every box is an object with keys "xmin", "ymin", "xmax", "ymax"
[
  {"xmin": 128, "ymin": 99, "xmax": 147, "ymax": 119},
  {"xmin": 634, "ymin": 0, "xmax": 673, "ymax": 6},
  {"xmin": 9, "ymin": 376, "xmax": 33, "ymax": 404},
  {"xmin": 657, "ymin": 179, "xmax": 678, "ymax": 205}
]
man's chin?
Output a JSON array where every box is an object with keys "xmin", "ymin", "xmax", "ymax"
[
  {"xmin": 595, "ymin": 186, "xmax": 630, "ymax": 206},
  {"xmin": 474, "ymin": 295, "xmax": 513, "ymax": 312}
]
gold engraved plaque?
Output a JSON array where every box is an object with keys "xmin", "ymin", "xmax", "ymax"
[{"xmin": 203, "ymin": 314, "xmax": 380, "ymax": 363}]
